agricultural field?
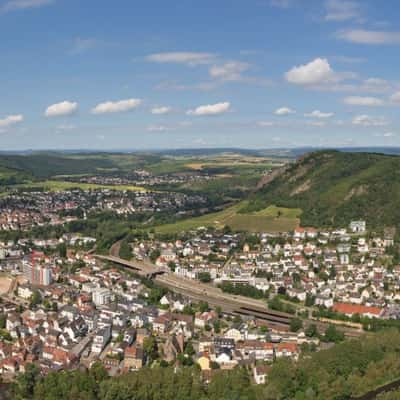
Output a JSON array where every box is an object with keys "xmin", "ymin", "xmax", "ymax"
[
  {"xmin": 15, "ymin": 180, "xmax": 147, "ymax": 192},
  {"xmin": 184, "ymin": 154, "xmax": 282, "ymax": 171},
  {"xmin": 154, "ymin": 202, "xmax": 301, "ymax": 234}
]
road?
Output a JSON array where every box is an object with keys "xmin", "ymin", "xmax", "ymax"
[{"xmin": 94, "ymin": 254, "xmax": 163, "ymax": 277}]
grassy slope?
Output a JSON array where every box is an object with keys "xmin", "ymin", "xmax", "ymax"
[
  {"xmin": 245, "ymin": 150, "xmax": 400, "ymax": 228},
  {"xmin": 155, "ymin": 202, "xmax": 300, "ymax": 234}
]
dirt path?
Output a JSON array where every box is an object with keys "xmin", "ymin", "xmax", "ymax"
[{"xmin": 110, "ymin": 240, "xmax": 122, "ymax": 257}]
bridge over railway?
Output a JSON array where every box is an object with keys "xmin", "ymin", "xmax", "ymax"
[{"xmin": 94, "ymin": 255, "xmax": 165, "ymax": 278}]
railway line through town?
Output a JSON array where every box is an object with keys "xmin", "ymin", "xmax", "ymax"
[{"xmin": 96, "ymin": 254, "xmax": 365, "ymax": 337}]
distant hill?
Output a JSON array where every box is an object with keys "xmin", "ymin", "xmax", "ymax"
[
  {"xmin": 244, "ymin": 150, "xmax": 400, "ymax": 229},
  {"xmin": 0, "ymin": 153, "xmax": 162, "ymax": 179}
]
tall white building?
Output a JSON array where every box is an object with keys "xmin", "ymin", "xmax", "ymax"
[
  {"xmin": 92, "ymin": 288, "xmax": 113, "ymax": 306},
  {"xmin": 23, "ymin": 262, "xmax": 52, "ymax": 286}
]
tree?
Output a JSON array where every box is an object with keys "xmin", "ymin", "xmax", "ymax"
[
  {"xmin": 198, "ymin": 301, "xmax": 209, "ymax": 313},
  {"xmin": 182, "ymin": 305, "xmax": 195, "ymax": 315},
  {"xmin": 305, "ymin": 323, "xmax": 318, "ymax": 337},
  {"xmin": 149, "ymin": 249, "xmax": 161, "ymax": 263},
  {"xmin": 213, "ymin": 320, "xmax": 221, "ymax": 334},
  {"xmin": 58, "ymin": 242, "xmax": 67, "ymax": 258},
  {"xmin": 277, "ymin": 286, "xmax": 286, "ymax": 295},
  {"xmin": 89, "ymin": 362, "xmax": 108, "ymax": 382},
  {"xmin": 13, "ymin": 363, "xmax": 40, "ymax": 399},
  {"xmin": 184, "ymin": 341, "xmax": 195, "ymax": 357},
  {"xmin": 210, "ymin": 361, "xmax": 220, "ymax": 370},
  {"xmin": 289, "ymin": 318, "xmax": 303, "ymax": 332},
  {"xmin": 323, "ymin": 324, "xmax": 345, "ymax": 343},
  {"xmin": 167, "ymin": 261, "xmax": 176, "ymax": 272},
  {"xmin": 198, "ymin": 272, "xmax": 211, "ymax": 283},
  {"xmin": 119, "ymin": 239, "xmax": 132, "ymax": 260},
  {"xmin": 0, "ymin": 314, "xmax": 6, "ymax": 329},
  {"xmin": 143, "ymin": 336, "xmax": 159, "ymax": 363},
  {"xmin": 29, "ymin": 290, "xmax": 42, "ymax": 309},
  {"xmin": 305, "ymin": 293, "xmax": 315, "ymax": 307}
]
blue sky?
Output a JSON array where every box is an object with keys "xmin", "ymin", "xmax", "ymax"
[{"xmin": 1, "ymin": 0, "xmax": 400, "ymax": 150}]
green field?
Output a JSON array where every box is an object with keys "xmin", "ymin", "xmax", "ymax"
[
  {"xmin": 253, "ymin": 205, "xmax": 302, "ymax": 218},
  {"xmin": 155, "ymin": 202, "xmax": 300, "ymax": 234},
  {"xmin": 15, "ymin": 180, "xmax": 147, "ymax": 192}
]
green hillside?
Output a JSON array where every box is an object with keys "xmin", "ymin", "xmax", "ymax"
[
  {"xmin": 0, "ymin": 154, "xmax": 124, "ymax": 178},
  {"xmin": 244, "ymin": 150, "xmax": 400, "ymax": 229},
  {"xmin": 0, "ymin": 165, "xmax": 31, "ymax": 185}
]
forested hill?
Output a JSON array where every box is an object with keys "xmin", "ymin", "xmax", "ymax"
[
  {"xmin": 0, "ymin": 153, "xmax": 160, "ymax": 180},
  {"xmin": 244, "ymin": 150, "xmax": 400, "ymax": 229}
]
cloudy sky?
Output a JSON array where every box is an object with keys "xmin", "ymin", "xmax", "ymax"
[{"xmin": 1, "ymin": 0, "xmax": 400, "ymax": 150}]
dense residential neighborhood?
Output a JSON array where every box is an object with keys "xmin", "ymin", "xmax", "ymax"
[
  {"xmin": 0, "ymin": 188, "xmax": 210, "ymax": 232},
  {"xmin": 0, "ymin": 208, "xmax": 399, "ymax": 386}
]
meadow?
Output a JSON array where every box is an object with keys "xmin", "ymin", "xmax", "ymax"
[{"xmin": 154, "ymin": 202, "xmax": 301, "ymax": 234}]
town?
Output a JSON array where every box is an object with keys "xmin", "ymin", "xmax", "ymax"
[
  {"xmin": 1, "ymin": 210, "xmax": 399, "ymax": 386},
  {"xmin": 0, "ymin": 187, "xmax": 209, "ymax": 232}
]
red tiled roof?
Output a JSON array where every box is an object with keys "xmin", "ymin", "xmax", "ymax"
[
  {"xmin": 277, "ymin": 342, "xmax": 298, "ymax": 353},
  {"xmin": 333, "ymin": 302, "xmax": 382, "ymax": 316}
]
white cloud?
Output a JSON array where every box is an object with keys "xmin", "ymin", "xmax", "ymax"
[
  {"xmin": 325, "ymin": 0, "xmax": 362, "ymax": 22},
  {"xmin": 257, "ymin": 121, "xmax": 277, "ymax": 127},
  {"xmin": 274, "ymin": 107, "xmax": 295, "ymax": 116},
  {"xmin": 1, "ymin": 0, "xmax": 53, "ymax": 12},
  {"xmin": 344, "ymin": 96, "xmax": 384, "ymax": 106},
  {"xmin": 304, "ymin": 110, "xmax": 334, "ymax": 118},
  {"xmin": 155, "ymin": 80, "xmax": 219, "ymax": 91},
  {"xmin": 352, "ymin": 114, "xmax": 388, "ymax": 126},
  {"xmin": 390, "ymin": 91, "xmax": 400, "ymax": 104},
  {"xmin": 306, "ymin": 77, "xmax": 393, "ymax": 94},
  {"xmin": 91, "ymin": 98, "xmax": 142, "ymax": 114},
  {"xmin": 178, "ymin": 121, "xmax": 193, "ymax": 127},
  {"xmin": 56, "ymin": 124, "xmax": 75, "ymax": 132},
  {"xmin": 285, "ymin": 58, "xmax": 336, "ymax": 85},
  {"xmin": 147, "ymin": 124, "xmax": 172, "ymax": 132},
  {"xmin": 0, "ymin": 114, "xmax": 24, "ymax": 129},
  {"xmin": 307, "ymin": 121, "xmax": 327, "ymax": 127},
  {"xmin": 146, "ymin": 52, "xmax": 215, "ymax": 66},
  {"xmin": 337, "ymin": 29, "xmax": 400, "ymax": 44},
  {"xmin": 209, "ymin": 61, "xmax": 250, "ymax": 81},
  {"xmin": 187, "ymin": 102, "xmax": 230, "ymax": 116},
  {"xmin": 151, "ymin": 106, "xmax": 172, "ymax": 115},
  {"xmin": 69, "ymin": 38, "xmax": 98, "ymax": 55},
  {"xmin": 45, "ymin": 101, "xmax": 78, "ymax": 118},
  {"xmin": 373, "ymin": 131, "xmax": 396, "ymax": 138},
  {"xmin": 360, "ymin": 78, "xmax": 391, "ymax": 93}
]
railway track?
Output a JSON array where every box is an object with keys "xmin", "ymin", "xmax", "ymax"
[{"xmin": 100, "ymin": 255, "xmax": 364, "ymax": 336}]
